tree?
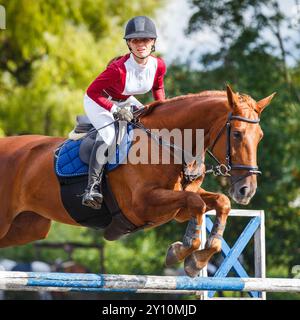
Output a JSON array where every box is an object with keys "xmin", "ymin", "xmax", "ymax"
[
  {"xmin": 0, "ymin": 0, "xmax": 161, "ymax": 135},
  {"xmin": 188, "ymin": 0, "xmax": 300, "ymax": 101},
  {"xmin": 167, "ymin": 0, "xmax": 300, "ymax": 274},
  {"xmin": 0, "ymin": 0, "xmax": 168, "ymax": 281}
]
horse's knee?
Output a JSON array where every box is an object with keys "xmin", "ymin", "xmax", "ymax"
[
  {"xmin": 175, "ymin": 208, "xmax": 190, "ymax": 222},
  {"xmin": 186, "ymin": 192, "xmax": 206, "ymax": 213},
  {"xmin": 216, "ymin": 194, "xmax": 231, "ymax": 212}
]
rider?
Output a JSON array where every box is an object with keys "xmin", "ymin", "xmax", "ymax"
[{"xmin": 82, "ymin": 16, "xmax": 167, "ymax": 209}]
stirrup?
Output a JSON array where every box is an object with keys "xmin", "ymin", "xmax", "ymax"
[
  {"xmin": 82, "ymin": 182, "xmax": 104, "ymax": 210},
  {"xmin": 82, "ymin": 193, "xmax": 103, "ymax": 210}
]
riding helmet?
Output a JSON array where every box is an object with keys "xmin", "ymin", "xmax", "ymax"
[{"xmin": 124, "ymin": 16, "xmax": 157, "ymax": 39}]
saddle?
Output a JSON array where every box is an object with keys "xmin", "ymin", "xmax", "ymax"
[
  {"xmin": 56, "ymin": 115, "xmax": 133, "ymax": 177},
  {"xmin": 54, "ymin": 115, "xmax": 149, "ymax": 241}
]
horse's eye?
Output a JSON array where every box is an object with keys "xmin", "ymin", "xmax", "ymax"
[{"xmin": 233, "ymin": 131, "xmax": 242, "ymax": 140}]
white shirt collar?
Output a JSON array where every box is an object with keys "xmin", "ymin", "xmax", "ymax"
[{"xmin": 129, "ymin": 53, "xmax": 148, "ymax": 69}]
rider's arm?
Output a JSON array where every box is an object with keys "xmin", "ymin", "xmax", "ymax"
[
  {"xmin": 126, "ymin": 96, "xmax": 144, "ymax": 109},
  {"xmin": 152, "ymin": 57, "xmax": 166, "ymax": 101},
  {"xmin": 86, "ymin": 65, "xmax": 120, "ymax": 112}
]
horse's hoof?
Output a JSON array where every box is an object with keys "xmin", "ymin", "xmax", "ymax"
[
  {"xmin": 184, "ymin": 250, "xmax": 209, "ymax": 278},
  {"xmin": 165, "ymin": 241, "xmax": 184, "ymax": 266}
]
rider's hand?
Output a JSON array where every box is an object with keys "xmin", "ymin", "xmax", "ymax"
[{"xmin": 112, "ymin": 106, "xmax": 133, "ymax": 122}]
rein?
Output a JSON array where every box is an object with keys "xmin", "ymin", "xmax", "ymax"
[
  {"xmin": 78, "ymin": 107, "xmax": 262, "ymax": 184},
  {"xmin": 130, "ymin": 121, "xmax": 188, "ymax": 156},
  {"xmin": 133, "ymin": 111, "xmax": 262, "ymax": 184}
]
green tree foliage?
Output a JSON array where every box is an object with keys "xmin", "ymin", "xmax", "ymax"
[
  {"xmin": 163, "ymin": 0, "xmax": 300, "ymax": 275},
  {"xmin": 0, "ymin": 0, "xmax": 168, "ymax": 280},
  {"xmin": 188, "ymin": 0, "xmax": 300, "ymax": 100},
  {"xmin": 1, "ymin": 1, "xmax": 299, "ymax": 300},
  {"xmin": 0, "ymin": 0, "xmax": 161, "ymax": 135}
]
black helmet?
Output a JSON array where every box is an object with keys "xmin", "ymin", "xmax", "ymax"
[{"xmin": 124, "ymin": 16, "xmax": 157, "ymax": 40}]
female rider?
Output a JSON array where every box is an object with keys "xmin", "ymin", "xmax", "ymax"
[{"xmin": 82, "ymin": 16, "xmax": 167, "ymax": 209}]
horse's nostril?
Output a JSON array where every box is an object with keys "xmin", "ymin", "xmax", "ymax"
[{"xmin": 239, "ymin": 186, "xmax": 248, "ymax": 196}]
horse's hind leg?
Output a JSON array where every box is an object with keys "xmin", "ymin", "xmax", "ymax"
[{"xmin": 0, "ymin": 211, "xmax": 51, "ymax": 248}]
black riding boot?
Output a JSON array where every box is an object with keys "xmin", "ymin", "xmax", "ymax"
[{"xmin": 82, "ymin": 140, "xmax": 108, "ymax": 209}]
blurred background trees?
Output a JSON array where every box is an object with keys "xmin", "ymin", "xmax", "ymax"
[
  {"xmin": 169, "ymin": 0, "xmax": 300, "ymax": 277},
  {"xmin": 0, "ymin": 0, "xmax": 299, "ymax": 300},
  {"xmin": 0, "ymin": 0, "xmax": 158, "ymax": 135}
]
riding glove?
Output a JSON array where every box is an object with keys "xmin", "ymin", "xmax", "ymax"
[{"xmin": 112, "ymin": 105, "xmax": 134, "ymax": 122}]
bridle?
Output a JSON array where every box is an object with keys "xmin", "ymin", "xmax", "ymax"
[
  {"xmin": 130, "ymin": 108, "xmax": 262, "ymax": 184},
  {"xmin": 206, "ymin": 112, "xmax": 262, "ymax": 184}
]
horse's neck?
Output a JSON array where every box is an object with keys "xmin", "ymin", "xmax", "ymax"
[{"xmin": 141, "ymin": 96, "xmax": 229, "ymax": 148}]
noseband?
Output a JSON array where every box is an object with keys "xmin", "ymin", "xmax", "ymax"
[{"xmin": 206, "ymin": 112, "xmax": 262, "ymax": 183}]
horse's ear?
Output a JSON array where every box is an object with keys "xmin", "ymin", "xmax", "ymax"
[
  {"xmin": 226, "ymin": 85, "xmax": 239, "ymax": 110},
  {"xmin": 255, "ymin": 92, "xmax": 276, "ymax": 114}
]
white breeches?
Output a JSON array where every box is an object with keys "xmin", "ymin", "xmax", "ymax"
[
  {"xmin": 83, "ymin": 94, "xmax": 143, "ymax": 146},
  {"xmin": 84, "ymin": 94, "xmax": 115, "ymax": 145}
]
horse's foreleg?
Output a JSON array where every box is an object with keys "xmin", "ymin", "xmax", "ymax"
[
  {"xmin": 184, "ymin": 189, "xmax": 231, "ymax": 277},
  {"xmin": 141, "ymin": 189, "xmax": 207, "ymax": 270},
  {"xmin": 0, "ymin": 212, "xmax": 51, "ymax": 248}
]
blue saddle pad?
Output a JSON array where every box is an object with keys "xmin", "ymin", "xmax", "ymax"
[{"xmin": 55, "ymin": 124, "xmax": 134, "ymax": 177}]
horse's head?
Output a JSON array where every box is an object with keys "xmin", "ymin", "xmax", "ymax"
[{"xmin": 211, "ymin": 85, "xmax": 275, "ymax": 205}]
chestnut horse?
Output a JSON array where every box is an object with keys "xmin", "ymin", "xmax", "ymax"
[{"xmin": 0, "ymin": 86, "xmax": 275, "ymax": 277}]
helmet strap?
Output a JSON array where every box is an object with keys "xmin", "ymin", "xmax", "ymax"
[{"xmin": 126, "ymin": 41, "xmax": 156, "ymax": 60}]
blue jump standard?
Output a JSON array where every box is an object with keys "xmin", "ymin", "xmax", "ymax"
[{"xmin": 205, "ymin": 216, "xmax": 261, "ymax": 298}]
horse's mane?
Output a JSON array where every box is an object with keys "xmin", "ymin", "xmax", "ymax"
[
  {"xmin": 145, "ymin": 91, "xmax": 225, "ymax": 110},
  {"xmin": 143, "ymin": 90, "xmax": 256, "ymax": 117}
]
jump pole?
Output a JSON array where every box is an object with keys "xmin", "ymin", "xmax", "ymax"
[{"xmin": 0, "ymin": 272, "xmax": 299, "ymax": 294}]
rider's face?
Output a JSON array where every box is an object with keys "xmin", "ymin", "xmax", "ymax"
[{"xmin": 127, "ymin": 38, "xmax": 155, "ymax": 59}]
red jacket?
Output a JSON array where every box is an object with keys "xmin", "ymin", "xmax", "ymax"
[{"xmin": 86, "ymin": 53, "xmax": 166, "ymax": 111}]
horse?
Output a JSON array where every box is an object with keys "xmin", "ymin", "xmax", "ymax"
[{"xmin": 0, "ymin": 86, "xmax": 275, "ymax": 277}]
